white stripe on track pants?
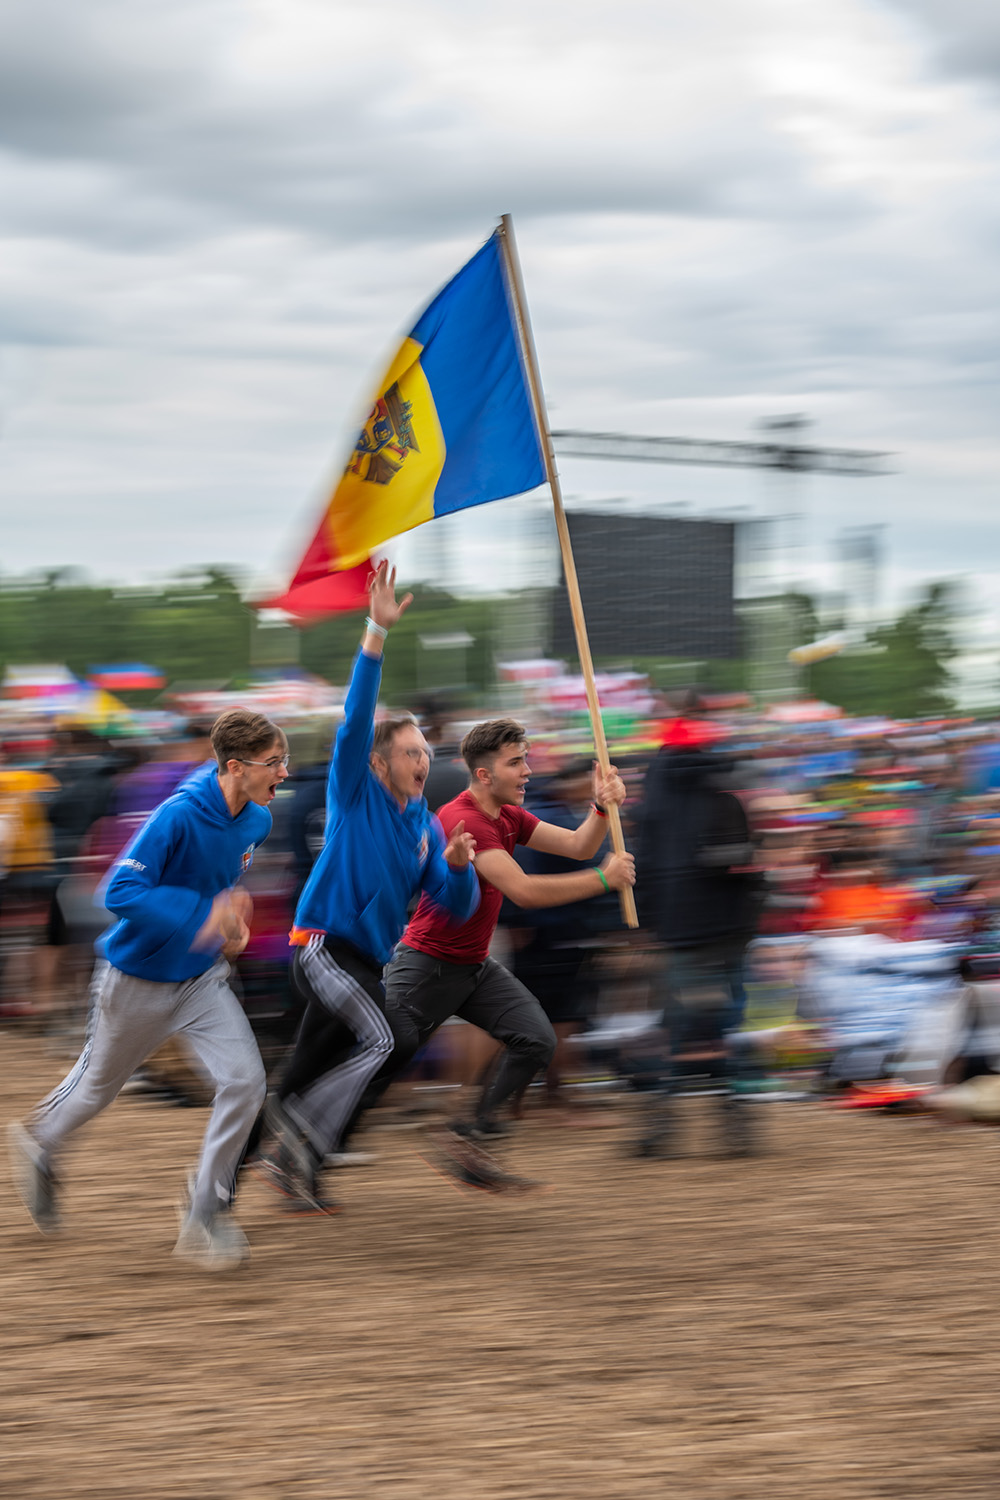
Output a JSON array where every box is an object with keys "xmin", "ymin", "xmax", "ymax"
[{"xmin": 281, "ymin": 938, "xmax": 394, "ymax": 1159}]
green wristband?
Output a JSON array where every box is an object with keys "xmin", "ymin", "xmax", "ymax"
[{"xmin": 594, "ymin": 866, "xmax": 610, "ymax": 893}]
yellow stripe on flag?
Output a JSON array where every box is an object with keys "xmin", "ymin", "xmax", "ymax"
[{"xmin": 324, "ymin": 337, "xmax": 446, "ymax": 569}]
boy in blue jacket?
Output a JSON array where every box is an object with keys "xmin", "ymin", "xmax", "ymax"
[
  {"xmin": 8, "ymin": 708, "xmax": 288, "ymax": 1270},
  {"xmin": 255, "ymin": 561, "xmax": 478, "ymax": 1212}
]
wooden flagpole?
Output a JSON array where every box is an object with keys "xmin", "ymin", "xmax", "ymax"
[{"xmin": 497, "ymin": 213, "xmax": 638, "ymax": 928}]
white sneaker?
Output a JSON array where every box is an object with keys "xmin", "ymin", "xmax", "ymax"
[
  {"xmin": 173, "ymin": 1206, "xmax": 249, "ymax": 1271},
  {"xmin": 323, "ymin": 1150, "xmax": 376, "ymax": 1169},
  {"xmin": 8, "ymin": 1121, "xmax": 61, "ymax": 1235}
]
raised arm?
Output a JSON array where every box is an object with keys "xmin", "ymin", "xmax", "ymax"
[
  {"xmin": 332, "ymin": 561, "xmax": 415, "ymax": 804},
  {"xmin": 362, "ymin": 559, "xmax": 413, "ymax": 657}
]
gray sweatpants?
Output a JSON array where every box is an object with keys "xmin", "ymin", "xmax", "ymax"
[{"xmin": 29, "ymin": 959, "xmax": 266, "ymax": 1220}]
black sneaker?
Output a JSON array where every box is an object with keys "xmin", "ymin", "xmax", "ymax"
[
  {"xmin": 629, "ymin": 1097, "xmax": 679, "ymax": 1160},
  {"xmin": 427, "ymin": 1127, "xmax": 543, "ymax": 1195},
  {"xmin": 720, "ymin": 1094, "xmax": 756, "ymax": 1158},
  {"xmin": 263, "ymin": 1096, "xmax": 313, "ymax": 1177},
  {"xmin": 251, "ymin": 1145, "xmax": 341, "ymax": 1216},
  {"xmin": 8, "ymin": 1122, "xmax": 61, "ymax": 1235},
  {"xmin": 277, "ymin": 1179, "xmax": 342, "ymax": 1217},
  {"xmin": 452, "ymin": 1118, "xmax": 511, "ymax": 1142}
]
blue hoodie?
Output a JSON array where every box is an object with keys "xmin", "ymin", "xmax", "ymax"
[
  {"xmin": 293, "ymin": 649, "xmax": 478, "ymax": 967},
  {"xmin": 98, "ymin": 761, "xmax": 272, "ymax": 982}
]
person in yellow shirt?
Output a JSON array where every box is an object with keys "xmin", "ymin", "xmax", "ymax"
[{"xmin": 0, "ymin": 742, "xmax": 58, "ymax": 1019}]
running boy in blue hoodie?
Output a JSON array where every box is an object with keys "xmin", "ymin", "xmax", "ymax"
[
  {"xmin": 8, "ymin": 709, "xmax": 287, "ymax": 1270},
  {"xmin": 255, "ymin": 561, "xmax": 479, "ymax": 1212}
]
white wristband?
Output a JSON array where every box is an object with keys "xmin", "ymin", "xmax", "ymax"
[{"xmin": 364, "ymin": 616, "xmax": 388, "ymax": 640}]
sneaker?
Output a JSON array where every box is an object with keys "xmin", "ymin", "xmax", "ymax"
[
  {"xmin": 276, "ymin": 1188, "xmax": 342, "ymax": 1217},
  {"xmin": 629, "ymin": 1097, "xmax": 679, "ymax": 1160},
  {"xmin": 452, "ymin": 1117, "xmax": 511, "ymax": 1142},
  {"xmin": 630, "ymin": 1134, "xmax": 678, "ymax": 1160},
  {"xmin": 119, "ymin": 1070, "xmax": 164, "ymax": 1096},
  {"xmin": 428, "ymin": 1127, "xmax": 543, "ymax": 1195},
  {"xmin": 720, "ymin": 1094, "xmax": 757, "ymax": 1158},
  {"xmin": 177, "ymin": 1170, "xmax": 197, "ymax": 1221},
  {"xmin": 173, "ymin": 1205, "xmax": 250, "ymax": 1271},
  {"xmin": 263, "ymin": 1095, "xmax": 314, "ymax": 1179},
  {"xmin": 8, "ymin": 1121, "xmax": 60, "ymax": 1235},
  {"xmin": 323, "ymin": 1150, "xmax": 376, "ymax": 1169},
  {"xmin": 251, "ymin": 1147, "xmax": 341, "ymax": 1217}
]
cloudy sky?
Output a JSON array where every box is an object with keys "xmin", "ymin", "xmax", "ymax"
[{"xmin": 1, "ymin": 0, "xmax": 998, "ymax": 623}]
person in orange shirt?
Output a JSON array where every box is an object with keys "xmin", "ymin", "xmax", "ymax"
[{"xmin": 810, "ymin": 848, "xmax": 920, "ymax": 940}]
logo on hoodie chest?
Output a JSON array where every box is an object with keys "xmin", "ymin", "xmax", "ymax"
[
  {"xmin": 416, "ymin": 831, "xmax": 429, "ymax": 868},
  {"xmin": 241, "ymin": 844, "xmax": 256, "ymax": 873}
]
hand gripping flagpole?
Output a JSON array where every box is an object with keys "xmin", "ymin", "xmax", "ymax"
[{"xmin": 498, "ymin": 214, "xmax": 638, "ymax": 928}]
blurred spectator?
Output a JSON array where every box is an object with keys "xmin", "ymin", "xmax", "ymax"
[
  {"xmin": 281, "ymin": 726, "xmax": 334, "ymax": 909},
  {"xmin": 809, "ymin": 847, "xmax": 921, "ymax": 939},
  {"xmin": 44, "ymin": 727, "xmax": 120, "ymax": 864},
  {"xmin": 36, "ymin": 725, "xmax": 130, "ymax": 1025},
  {"xmin": 0, "ymin": 740, "xmax": 59, "ymax": 1019},
  {"xmin": 506, "ymin": 757, "xmax": 619, "ymax": 1116},
  {"xmin": 752, "ymin": 795, "xmax": 828, "ymax": 937},
  {"xmin": 629, "ymin": 732, "xmax": 764, "ymax": 1157},
  {"xmin": 100, "ymin": 718, "xmax": 214, "ymax": 857},
  {"xmin": 418, "ymin": 696, "xmax": 470, "ymax": 812}
]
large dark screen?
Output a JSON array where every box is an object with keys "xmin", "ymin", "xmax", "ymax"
[{"xmin": 551, "ymin": 512, "xmax": 741, "ymax": 660}]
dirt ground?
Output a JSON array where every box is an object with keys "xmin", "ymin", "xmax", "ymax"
[{"xmin": 4, "ymin": 1031, "xmax": 1000, "ymax": 1500}]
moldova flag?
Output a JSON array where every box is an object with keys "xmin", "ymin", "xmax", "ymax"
[{"xmin": 266, "ymin": 229, "xmax": 545, "ymax": 619}]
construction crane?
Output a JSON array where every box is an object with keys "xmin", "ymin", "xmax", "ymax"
[
  {"xmin": 550, "ymin": 422, "xmax": 889, "ymax": 477},
  {"xmin": 547, "ymin": 417, "xmax": 891, "ymax": 701}
]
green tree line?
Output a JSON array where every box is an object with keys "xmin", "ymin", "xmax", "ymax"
[
  {"xmin": 0, "ymin": 568, "xmax": 503, "ymax": 707},
  {"xmin": 789, "ymin": 582, "xmax": 962, "ymax": 719},
  {"xmin": 0, "ymin": 568, "xmax": 967, "ymax": 720}
]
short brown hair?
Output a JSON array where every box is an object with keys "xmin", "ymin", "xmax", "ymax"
[
  {"xmin": 211, "ymin": 708, "xmax": 284, "ymax": 768},
  {"xmin": 371, "ymin": 716, "xmax": 418, "ymax": 761},
  {"xmin": 460, "ymin": 718, "xmax": 527, "ymax": 773}
]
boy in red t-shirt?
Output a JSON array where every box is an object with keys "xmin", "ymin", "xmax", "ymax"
[{"xmin": 359, "ymin": 719, "xmax": 634, "ymax": 1187}]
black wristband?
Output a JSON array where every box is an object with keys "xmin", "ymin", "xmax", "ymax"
[{"xmin": 592, "ymin": 802, "xmax": 607, "ymax": 818}]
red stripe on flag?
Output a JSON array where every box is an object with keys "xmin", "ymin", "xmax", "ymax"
[{"xmin": 255, "ymin": 560, "xmax": 373, "ymax": 622}]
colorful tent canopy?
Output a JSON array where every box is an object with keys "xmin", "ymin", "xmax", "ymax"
[
  {"xmin": 2, "ymin": 663, "xmax": 80, "ymax": 698},
  {"xmin": 60, "ymin": 686, "xmax": 132, "ymax": 727},
  {"xmin": 87, "ymin": 663, "xmax": 166, "ymax": 690}
]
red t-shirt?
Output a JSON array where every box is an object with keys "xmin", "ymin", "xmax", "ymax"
[{"xmin": 402, "ymin": 789, "xmax": 539, "ymax": 963}]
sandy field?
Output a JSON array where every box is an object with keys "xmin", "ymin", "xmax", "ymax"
[{"xmin": 3, "ymin": 1030, "xmax": 1000, "ymax": 1499}]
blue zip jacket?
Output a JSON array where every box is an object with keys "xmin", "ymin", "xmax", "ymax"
[
  {"xmin": 294, "ymin": 648, "xmax": 478, "ymax": 967},
  {"xmin": 98, "ymin": 760, "xmax": 272, "ymax": 982}
]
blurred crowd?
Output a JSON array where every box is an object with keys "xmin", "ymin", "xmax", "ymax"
[{"xmin": 5, "ymin": 694, "xmax": 1000, "ymax": 1143}]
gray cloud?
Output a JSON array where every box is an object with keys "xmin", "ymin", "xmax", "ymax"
[
  {"xmin": 0, "ymin": 0, "xmax": 997, "ymax": 631},
  {"xmin": 882, "ymin": 1, "xmax": 1000, "ymax": 87},
  {"xmin": 0, "ymin": 0, "xmax": 872, "ymax": 256}
]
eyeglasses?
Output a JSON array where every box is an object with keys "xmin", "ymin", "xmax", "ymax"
[{"xmin": 239, "ymin": 755, "xmax": 290, "ymax": 770}]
